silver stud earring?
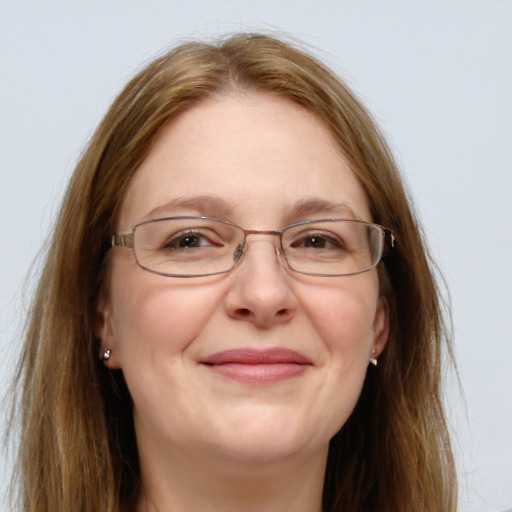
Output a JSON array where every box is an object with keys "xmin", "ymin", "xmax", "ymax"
[
  {"xmin": 100, "ymin": 312, "xmax": 112, "ymax": 362},
  {"xmin": 369, "ymin": 349, "xmax": 378, "ymax": 367}
]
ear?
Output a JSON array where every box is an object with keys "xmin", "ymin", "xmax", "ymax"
[
  {"xmin": 94, "ymin": 297, "xmax": 121, "ymax": 369},
  {"xmin": 370, "ymin": 297, "xmax": 390, "ymax": 358}
]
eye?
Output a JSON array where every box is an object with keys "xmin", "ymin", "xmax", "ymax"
[
  {"xmin": 163, "ymin": 230, "xmax": 223, "ymax": 250},
  {"xmin": 290, "ymin": 231, "xmax": 346, "ymax": 250}
]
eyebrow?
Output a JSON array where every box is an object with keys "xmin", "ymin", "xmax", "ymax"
[
  {"xmin": 142, "ymin": 195, "xmax": 233, "ymax": 221},
  {"xmin": 141, "ymin": 195, "xmax": 360, "ymax": 223},
  {"xmin": 289, "ymin": 198, "xmax": 360, "ymax": 220}
]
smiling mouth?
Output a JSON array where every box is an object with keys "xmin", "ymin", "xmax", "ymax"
[{"xmin": 198, "ymin": 348, "xmax": 312, "ymax": 384}]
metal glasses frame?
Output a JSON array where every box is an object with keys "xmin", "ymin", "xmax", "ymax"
[{"xmin": 111, "ymin": 216, "xmax": 396, "ymax": 278}]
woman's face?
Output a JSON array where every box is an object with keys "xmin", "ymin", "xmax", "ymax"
[{"xmin": 98, "ymin": 93, "xmax": 388, "ymax": 468}]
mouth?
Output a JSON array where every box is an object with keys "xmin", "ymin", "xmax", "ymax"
[{"xmin": 198, "ymin": 348, "xmax": 313, "ymax": 384}]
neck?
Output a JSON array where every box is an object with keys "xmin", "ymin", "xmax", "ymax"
[{"xmin": 136, "ymin": 441, "xmax": 327, "ymax": 512}]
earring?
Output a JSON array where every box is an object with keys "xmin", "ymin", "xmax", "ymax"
[
  {"xmin": 369, "ymin": 349, "xmax": 378, "ymax": 367},
  {"xmin": 100, "ymin": 312, "xmax": 111, "ymax": 362}
]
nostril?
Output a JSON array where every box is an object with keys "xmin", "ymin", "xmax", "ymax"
[
  {"xmin": 276, "ymin": 309, "xmax": 288, "ymax": 317},
  {"xmin": 237, "ymin": 308, "xmax": 251, "ymax": 317}
]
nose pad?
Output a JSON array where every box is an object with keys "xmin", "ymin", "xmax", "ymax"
[
  {"xmin": 232, "ymin": 237, "xmax": 285, "ymax": 270},
  {"xmin": 233, "ymin": 242, "xmax": 245, "ymax": 264},
  {"xmin": 275, "ymin": 244, "xmax": 287, "ymax": 269}
]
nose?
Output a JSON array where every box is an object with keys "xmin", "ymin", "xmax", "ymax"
[{"xmin": 224, "ymin": 237, "xmax": 298, "ymax": 328}]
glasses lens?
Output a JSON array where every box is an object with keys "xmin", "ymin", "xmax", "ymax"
[
  {"xmin": 133, "ymin": 218, "xmax": 244, "ymax": 276},
  {"xmin": 282, "ymin": 220, "xmax": 384, "ymax": 276}
]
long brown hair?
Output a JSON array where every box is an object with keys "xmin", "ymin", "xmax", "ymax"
[{"xmin": 10, "ymin": 33, "xmax": 457, "ymax": 511}]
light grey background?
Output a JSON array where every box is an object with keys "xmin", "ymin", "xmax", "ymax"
[{"xmin": 1, "ymin": 1, "xmax": 511, "ymax": 511}]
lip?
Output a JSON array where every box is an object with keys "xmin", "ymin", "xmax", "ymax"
[{"xmin": 198, "ymin": 348, "xmax": 313, "ymax": 384}]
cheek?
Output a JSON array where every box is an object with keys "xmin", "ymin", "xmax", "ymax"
[
  {"xmin": 289, "ymin": 278, "xmax": 380, "ymax": 441},
  {"xmin": 108, "ymin": 263, "xmax": 224, "ymax": 362},
  {"xmin": 300, "ymin": 277, "xmax": 379, "ymax": 358}
]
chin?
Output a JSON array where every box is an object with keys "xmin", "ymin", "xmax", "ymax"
[{"xmin": 203, "ymin": 407, "xmax": 337, "ymax": 464}]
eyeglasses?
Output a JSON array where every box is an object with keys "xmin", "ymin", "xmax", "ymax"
[{"xmin": 111, "ymin": 216, "xmax": 395, "ymax": 278}]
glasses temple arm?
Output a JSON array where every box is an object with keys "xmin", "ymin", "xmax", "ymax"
[{"xmin": 111, "ymin": 233, "xmax": 134, "ymax": 248}]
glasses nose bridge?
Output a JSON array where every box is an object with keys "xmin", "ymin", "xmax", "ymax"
[
  {"xmin": 237, "ymin": 228, "xmax": 285, "ymax": 264},
  {"xmin": 243, "ymin": 227, "xmax": 282, "ymax": 238},
  {"xmin": 243, "ymin": 228, "xmax": 283, "ymax": 247}
]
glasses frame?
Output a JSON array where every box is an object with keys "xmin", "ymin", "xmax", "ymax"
[{"xmin": 111, "ymin": 216, "xmax": 396, "ymax": 278}]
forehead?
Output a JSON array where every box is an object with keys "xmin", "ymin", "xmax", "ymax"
[{"xmin": 118, "ymin": 93, "xmax": 371, "ymax": 229}]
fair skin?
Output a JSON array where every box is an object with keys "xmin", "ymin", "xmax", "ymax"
[{"xmin": 97, "ymin": 93, "xmax": 389, "ymax": 512}]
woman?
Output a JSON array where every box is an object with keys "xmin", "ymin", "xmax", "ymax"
[{"xmin": 11, "ymin": 33, "xmax": 457, "ymax": 511}]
